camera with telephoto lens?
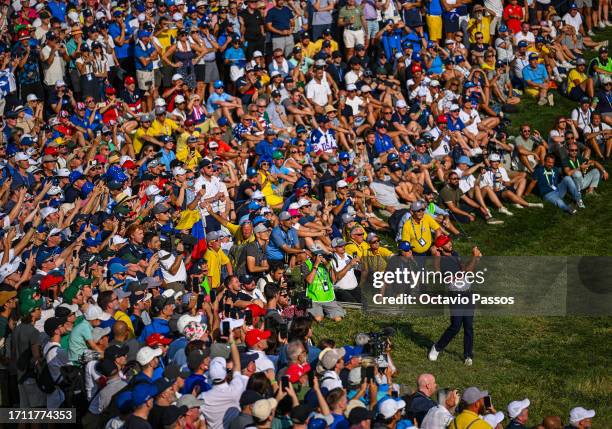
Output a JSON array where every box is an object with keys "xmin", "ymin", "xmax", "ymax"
[{"xmin": 362, "ymin": 327, "xmax": 396, "ymax": 358}]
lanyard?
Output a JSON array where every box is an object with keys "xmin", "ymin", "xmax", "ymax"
[
  {"xmin": 569, "ymin": 158, "xmax": 579, "ymax": 169},
  {"xmin": 410, "ymin": 219, "xmax": 425, "ymax": 241},
  {"xmin": 544, "ymin": 169, "xmax": 555, "ymax": 187}
]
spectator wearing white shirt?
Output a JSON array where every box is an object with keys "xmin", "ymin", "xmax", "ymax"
[
  {"xmin": 42, "ymin": 317, "xmax": 70, "ymax": 408},
  {"xmin": 306, "ymin": 66, "xmax": 332, "ymax": 114},
  {"xmin": 200, "ymin": 341, "xmax": 247, "ymax": 429}
]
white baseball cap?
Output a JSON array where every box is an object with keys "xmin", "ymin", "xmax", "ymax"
[
  {"xmin": 482, "ymin": 412, "xmax": 505, "ymax": 428},
  {"xmin": 298, "ymin": 198, "xmax": 311, "ymax": 207},
  {"xmin": 172, "ymin": 73, "xmax": 184, "ymax": 81},
  {"xmin": 56, "ymin": 168, "xmax": 71, "ymax": 177},
  {"xmin": 40, "ymin": 206, "xmax": 58, "ymax": 219},
  {"xmin": 175, "ymin": 95, "xmax": 186, "ymax": 104},
  {"xmin": 84, "ymin": 304, "xmax": 111, "ymax": 321},
  {"xmin": 488, "ymin": 153, "xmax": 501, "ymax": 162},
  {"xmin": 14, "ymin": 152, "xmax": 30, "ymax": 162},
  {"xmin": 111, "ymin": 235, "xmax": 128, "ymax": 246},
  {"xmin": 378, "ymin": 398, "xmax": 406, "ymax": 419},
  {"xmin": 208, "ymin": 356, "xmax": 227, "ymax": 381},
  {"xmin": 252, "ymin": 398, "xmax": 278, "ymax": 421},
  {"xmin": 251, "ymin": 190, "xmax": 265, "ymax": 200},
  {"xmin": 507, "ymin": 399, "xmax": 530, "ymax": 419},
  {"xmin": 26, "ymin": 94, "xmax": 39, "ymax": 102},
  {"xmin": 145, "ymin": 185, "xmax": 161, "ymax": 196},
  {"xmin": 155, "ymin": 98, "xmax": 167, "ymax": 107},
  {"xmin": 337, "ymin": 180, "xmax": 348, "ymax": 188},
  {"xmin": 0, "ymin": 259, "xmax": 22, "ymax": 282},
  {"xmin": 253, "ymin": 51, "xmax": 263, "ymax": 58},
  {"xmin": 221, "ymin": 317, "xmax": 244, "ymax": 330},
  {"xmin": 396, "ymin": 100, "xmax": 407, "ymax": 108},
  {"xmin": 569, "ymin": 407, "xmax": 595, "ymax": 424},
  {"xmin": 177, "ymin": 314, "xmax": 201, "ymax": 334},
  {"xmin": 346, "ymin": 84, "xmax": 357, "ymax": 91},
  {"xmin": 172, "ymin": 166, "xmax": 187, "ymax": 176},
  {"xmin": 136, "ymin": 346, "xmax": 163, "ymax": 366}
]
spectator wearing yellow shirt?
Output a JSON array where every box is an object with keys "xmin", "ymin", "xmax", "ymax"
[
  {"xmin": 345, "ymin": 225, "xmax": 370, "ymax": 257},
  {"xmin": 176, "ymin": 128, "xmax": 204, "ymax": 171},
  {"xmin": 467, "ymin": 5, "xmax": 492, "ymax": 44},
  {"xmin": 131, "ymin": 113, "xmax": 164, "ymax": 154},
  {"xmin": 114, "ymin": 288, "xmax": 135, "ymax": 339},
  {"xmin": 206, "ymin": 212, "xmax": 256, "ymax": 245},
  {"xmin": 148, "ymin": 106, "xmax": 182, "ymax": 137},
  {"xmin": 155, "ymin": 16, "xmax": 179, "ymax": 87},
  {"xmin": 401, "ymin": 201, "xmax": 442, "ymax": 256},
  {"xmin": 203, "ymin": 231, "xmax": 233, "ymax": 289},
  {"xmin": 312, "ymin": 29, "xmax": 340, "ymax": 55},
  {"xmin": 567, "ymin": 58, "xmax": 595, "ymax": 101},
  {"xmin": 364, "ymin": 233, "xmax": 393, "ymax": 257},
  {"xmin": 450, "ymin": 387, "xmax": 492, "ymax": 429},
  {"xmin": 295, "ymin": 32, "xmax": 320, "ymax": 59}
]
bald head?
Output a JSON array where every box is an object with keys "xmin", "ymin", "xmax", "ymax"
[
  {"xmin": 113, "ymin": 320, "xmax": 129, "ymax": 341},
  {"xmin": 542, "ymin": 415, "xmax": 562, "ymax": 429},
  {"xmin": 417, "ymin": 373, "xmax": 436, "ymax": 397}
]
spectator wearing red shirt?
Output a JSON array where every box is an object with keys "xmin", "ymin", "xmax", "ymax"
[{"xmin": 503, "ymin": 0, "xmax": 524, "ymax": 34}]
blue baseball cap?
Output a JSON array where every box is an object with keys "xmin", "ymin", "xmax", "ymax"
[
  {"xmin": 499, "ymin": 24, "xmax": 508, "ymax": 32},
  {"xmin": 570, "ymin": 2, "xmax": 577, "ymax": 8},
  {"xmin": 246, "ymin": 167, "xmax": 258, "ymax": 178},
  {"xmin": 248, "ymin": 201, "xmax": 261, "ymax": 211},
  {"xmin": 69, "ymin": 171, "xmax": 84, "ymax": 184},
  {"xmin": 218, "ymin": 117, "xmax": 229, "ymax": 126},
  {"xmin": 457, "ymin": 155, "xmax": 473, "ymax": 166},
  {"xmin": 464, "ymin": 81, "xmax": 476, "ymax": 89},
  {"xmin": 109, "ymin": 263, "xmax": 128, "ymax": 276},
  {"xmin": 518, "ymin": 40, "xmax": 528, "ymax": 48},
  {"xmin": 308, "ymin": 418, "xmax": 327, "ymax": 429},
  {"xmin": 20, "ymin": 136, "xmax": 34, "ymax": 146},
  {"xmin": 214, "ymin": 80, "xmax": 224, "ymax": 89},
  {"xmin": 398, "ymin": 241, "xmax": 412, "ymax": 252},
  {"xmin": 427, "ymin": 40, "xmax": 436, "ymax": 49},
  {"xmin": 138, "ymin": 30, "xmax": 151, "ymax": 38},
  {"xmin": 529, "ymin": 53, "xmax": 539, "ymax": 61},
  {"xmin": 339, "ymin": 152, "xmax": 350, "ymax": 160},
  {"xmin": 402, "ymin": 41, "xmax": 413, "ymax": 50},
  {"xmin": 387, "ymin": 153, "xmax": 399, "ymax": 162},
  {"xmin": 132, "ymin": 382, "xmax": 158, "ymax": 407},
  {"xmin": 84, "ymin": 237, "xmax": 101, "ymax": 248},
  {"xmin": 399, "ymin": 144, "xmax": 410, "ymax": 153},
  {"xmin": 294, "ymin": 178, "xmax": 309, "ymax": 189},
  {"xmin": 81, "ymin": 181, "xmax": 95, "ymax": 196},
  {"xmin": 455, "ymin": 55, "xmax": 465, "ymax": 63},
  {"xmin": 239, "ymin": 215, "xmax": 252, "ymax": 225},
  {"xmin": 535, "ymin": 35, "xmax": 545, "ymax": 43},
  {"xmin": 252, "ymin": 216, "xmax": 267, "ymax": 225}
]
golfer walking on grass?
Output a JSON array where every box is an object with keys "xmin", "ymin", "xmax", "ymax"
[{"xmin": 428, "ymin": 235, "xmax": 483, "ymax": 366}]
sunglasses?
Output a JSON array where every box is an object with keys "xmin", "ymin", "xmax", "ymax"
[
  {"xmin": 370, "ymin": 240, "xmax": 380, "ymax": 244},
  {"xmin": 290, "ymin": 150, "xmax": 298, "ymax": 154},
  {"xmin": 261, "ymin": 162, "xmax": 270, "ymax": 166}
]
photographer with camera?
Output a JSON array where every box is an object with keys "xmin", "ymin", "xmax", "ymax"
[
  {"xmin": 329, "ymin": 238, "xmax": 361, "ymax": 303},
  {"xmin": 300, "ymin": 246, "xmax": 346, "ymax": 322},
  {"xmin": 158, "ymin": 233, "xmax": 189, "ymax": 292}
]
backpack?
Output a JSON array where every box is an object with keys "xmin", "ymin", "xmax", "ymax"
[
  {"xmin": 36, "ymin": 345, "xmax": 60, "ymax": 394},
  {"xmin": 58, "ymin": 365, "xmax": 88, "ymax": 416}
]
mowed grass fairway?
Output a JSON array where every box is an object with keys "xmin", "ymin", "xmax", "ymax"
[{"xmin": 313, "ymin": 27, "xmax": 612, "ymax": 425}]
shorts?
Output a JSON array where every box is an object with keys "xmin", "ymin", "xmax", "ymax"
[
  {"xmin": 137, "ymin": 70, "xmax": 155, "ymax": 91},
  {"xmin": 575, "ymin": 0, "xmax": 593, "ymax": 7},
  {"xmin": 343, "ymin": 28, "xmax": 365, "ymax": 49},
  {"xmin": 204, "ymin": 61, "xmax": 220, "ymax": 83},
  {"xmin": 307, "ymin": 300, "xmax": 346, "ymax": 319},
  {"xmin": 195, "ymin": 64, "xmax": 206, "ymax": 82},
  {"xmin": 18, "ymin": 379, "xmax": 46, "ymax": 408},
  {"xmin": 443, "ymin": 15, "xmax": 460, "ymax": 33},
  {"xmin": 426, "ymin": 15, "xmax": 443, "ymax": 40},
  {"xmin": 525, "ymin": 86, "xmax": 541, "ymax": 97},
  {"xmin": 161, "ymin": 65, "xmax": 175, "ymax": 88},
  {"xmin": 569, "ymin": 85, "xmax": 587, "ymax": 101},
  {"xmin": 154, "ymin": 68, "xmax": 162, "ymax": 87}
]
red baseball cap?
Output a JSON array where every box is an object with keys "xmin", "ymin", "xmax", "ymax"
[
  {"xmin": 146, "ymin": 332, "xmax": 172, "ymax": 347},
  {"xmin": 125, "ymin": 76, "xmax": 136, "ymax": 85},
  {"xmin": 247, "ymin": 303, "xmax": 266, "ymax": 318},
  {"xmin": 245, "ymin": 328, "xmax": 271, "ymax": 347},
  {"xmin": 411, "ymin": 63, "xmax": 422, "ymax": 73},
  {"xmin": 122, "ymin": 160, "xmax": 137, "ymax": 169},
  {"xmin": 286, "ymin": 363, "xmax": 311, "ymax": 383},
  {"xmin": 106, "ymin": 87, "xmax": 116, "ymax": 95},
  {"xmin": 436, "ymin": 114, "xmax": 448, "ymax": 124},
  {"xmin": 40, "ymin": 274, "xmax": 63, "ymax": 292},
  {"xmin": 434, "ymin": 234, "xmax": 451, "ymax": 248}
]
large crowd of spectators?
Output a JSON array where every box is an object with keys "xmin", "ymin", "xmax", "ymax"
[{"xmin": 0, "ymin": 0, "xmax": 609, "ymax": 425}]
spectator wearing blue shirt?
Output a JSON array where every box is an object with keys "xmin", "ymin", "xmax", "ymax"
[
  {"xmin": 182, "ymin": 348, "xmax": 212, "ymax": 395},
  {"xmin": 374, "ymin": 121, "xmax": 394, "ymax": 155},
  {"xmin": 523, "ymin": 53, "xmax": 553, "ymax": 106},
  {"xmin": 256, "ymin": 129, "xmax": 285, "ymax": 161},
  {"xmin": 530, "ymin": 154, "xmax": 583, "ymax": 214},
  {"xmin": 266, "ymin": 211, "xmax": 301, "ymax": 262},
  {"xmin": 108, "ymin": 10, "xmax": 135, "ymax": 78},
  {"xmin": 377, "ymin": 21, "xmax": 406, "ymax": 61},
  {"xmin": 139, "ymin": 295, "xmax": 174, "ymax": 341},
  {"xmin": 134, "ymin": 30, "xmax": 156, "ymax": 101},
  {"xmin": 446, "ymin": 105, "xmax": 465, "ymax": 131},
  {"xmin": 265, "ymin": 0, "xmax": 295, "ymax": 57},
  {"xmin": 206, "ymin": 81, "xmax": 244, "ymax": 125},
  {"xmin": 47, "ymin": 0, "xmax": 67, "ymax": 22}
]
